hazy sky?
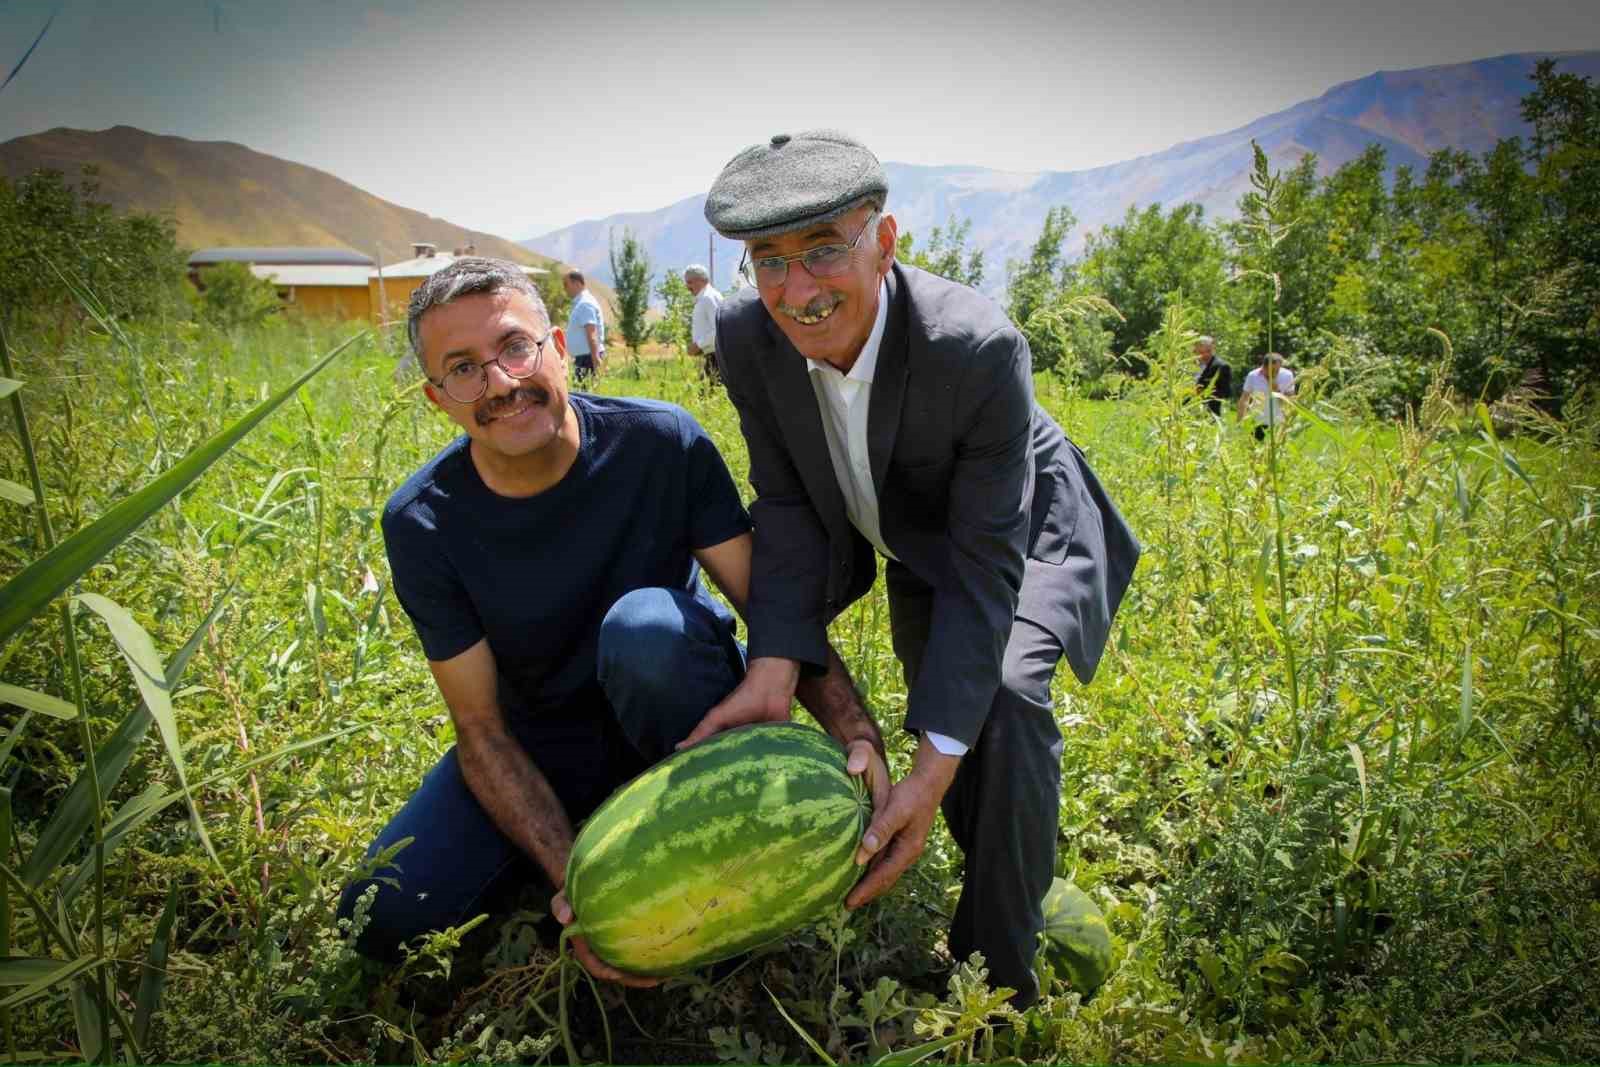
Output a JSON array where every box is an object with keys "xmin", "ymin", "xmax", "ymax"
[{"xmin": 3, "ymin": 0, "xmax": 1597, "ymax": 238}]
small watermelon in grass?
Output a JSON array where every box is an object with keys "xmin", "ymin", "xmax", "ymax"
[{"xmin": 1039, "ymin": 877, "xmax": 1113, "ymax": 993}]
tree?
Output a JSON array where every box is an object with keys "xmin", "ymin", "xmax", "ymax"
[
  {"xmin": 608, "ymin": 228, "xmax": 652, "ymax": 363},
  {"xmin": 654, "ymin": 269, "xmax": 694, "ymax": 351},
  {"xmin": 534, "ymin": 265, "xmax": 573, "ymax": 328},
  {"xmin": 196, "ymin": 262, "xmax": 282, "ymax": 329},
  {"xmin": 897, "ymin": 215, "xmax": 985, "ymax": 287},
  {"xmin": 1005, "ymin": 205, "xmax": 1077, "ymax": 370}
]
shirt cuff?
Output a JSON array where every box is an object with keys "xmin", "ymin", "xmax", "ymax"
[{"xmin": 924, "ymin": 730, "xmax": 969, "ymax": 757}]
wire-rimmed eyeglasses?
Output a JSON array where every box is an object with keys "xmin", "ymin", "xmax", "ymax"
[
  {"xmin": 739, "ymin": 211, "xmax": 880, "ymax": 288},
  {"xmin": 427, "ymin": 332, "xmax": 550, "ymax": 403}
]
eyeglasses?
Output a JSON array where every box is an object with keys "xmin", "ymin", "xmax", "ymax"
[
  {"xmin": 740, "ymin": 211, "xmax": 880, "ymax": 288},
  {"xmin": 428, "ymin": 332, "xmax": 549, "ymax": 403}
]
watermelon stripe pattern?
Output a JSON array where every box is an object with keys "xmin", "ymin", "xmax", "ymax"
[{"xmin": 565, "ymin": 723, "xmax": 869, "ymax": 975}]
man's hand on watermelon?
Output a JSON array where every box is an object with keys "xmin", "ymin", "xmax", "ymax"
[
  {"xmin": 678, "ymin": 656, "xmax": 798, "ymax": 748},
  {"xmin": 845, "ymin": 735, "xmax": 961, "ymax": 909},
  {"xmin": 550, "ymin": 889, "xmax": 665, "ymax": 988},
  {"xmin": 844, "ymin": 737, "xmax": 891, "ymax": 821}
]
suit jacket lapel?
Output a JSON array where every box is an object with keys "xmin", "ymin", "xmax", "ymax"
[
  {"xmin": 761, "ymin": 316, "xmax": 850, "ymax": 540},
  {"xmin": 868, "ymin": 266, "xmax": 909, "ymax": 498}
]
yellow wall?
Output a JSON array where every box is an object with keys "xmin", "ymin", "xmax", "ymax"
[
  {"xmin": 284, "ymin": 285, "xmax": 371, "ymax": 320},
  {"xmin": 368, "ymin": 277, "xmax": 426, "ymax": 324}
]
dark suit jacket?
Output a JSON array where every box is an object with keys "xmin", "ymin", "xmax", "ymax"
[
  {"xmin": 1196, "ymin": 356, "xmax": 1233, "ymax": 416},
  {"xmin": 715, "ymin": 264, "xmax": 1140, "ymax": 746}
]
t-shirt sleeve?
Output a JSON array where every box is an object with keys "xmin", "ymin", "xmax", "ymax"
[
  {"xmin": 382, "ymin": 501, "xmax": 485, "ymax": 662},
  {"xmin": 679, "ymin": 411, "xmax": 753, "ymax": 549},
  {"xmin": 569, "ymin": 300, "xmax": 600, "ymax": 330}
]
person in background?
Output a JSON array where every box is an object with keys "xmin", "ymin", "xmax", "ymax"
[
  {"xmin": 562, "ymin": 269, "xmax": 605, "ymax": 383},
  {"xmin": 1193, "ymin": 335, "xmax": 1232, "ymax": 416},
  {"xmin": 1238, "ymin": 351, "xmax": 1294, "ymax": 440},
  {"xmin": 684, "ymin": 263, "xmax": 723, "ymax": 382}
]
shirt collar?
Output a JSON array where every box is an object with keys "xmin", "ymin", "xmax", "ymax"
[{"xmin": 807, "ymin": 278, "xmax": 889, "ymax": 384}]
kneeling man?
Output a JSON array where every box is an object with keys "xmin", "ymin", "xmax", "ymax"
[{"xmin": 339, "ymin": 257, "xmax": 884, "ymax": 984}]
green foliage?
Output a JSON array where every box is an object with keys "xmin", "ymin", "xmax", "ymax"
[
  {"xmin": 653, "ymin": 269, "xmax": 694, "ymax": 351},
  {"xmin": 0, "ymin": 167, "xmax": 186, "ymax": 326},
  {"xmin": 195, "ymin": 262, "xmax": 283, "ymax": 330},
  {"xmin": 1005, "ymin": 205, "xmax": 1077, "ymax": 372},
  {"xmin": 532, "ymin": 266, "xmax": 573, "ymax": 328},
  {"xmin": 607, "ymin": 228, "xmax": 652, "ymax": 358},
  {"xmin": 896, "ymin": 216, "xmax": 985, "ymax": 288}
]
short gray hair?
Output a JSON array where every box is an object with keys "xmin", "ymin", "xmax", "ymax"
[
  {"xmin": 1195, "ymin": 335, "xmax": 1215, "ymax": 351},
  {"xmin": 683, "ymin": 263, "xmax": 709, "ymax": 282},
  {"xmin": 406, "ymin": 256, "xmax": 548, "ymax": 363}
]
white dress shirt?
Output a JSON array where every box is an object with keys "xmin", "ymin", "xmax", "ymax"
[
  {"xmin": 691, "ymin": 285, "xmax": 723, "ymax": 352},
  {"xmin": 806, "ymin": 280, "xmax": 968, "ymax": 758}
]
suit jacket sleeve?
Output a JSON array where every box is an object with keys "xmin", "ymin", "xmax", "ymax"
[
  {"xmin": 903, "ymin": 325, "xmax": 1034, "ymax": 746},
  {"xmin": 715, "ymin": 320, "xmax": 832, "ymax": 671}
]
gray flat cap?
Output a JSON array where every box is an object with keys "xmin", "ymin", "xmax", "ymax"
[{"xmin": 705, "ymin": 129, "xmax": 888, "ymax": 241}]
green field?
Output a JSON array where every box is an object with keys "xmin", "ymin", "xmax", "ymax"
[{"xmin": 2, "ymin": 312, "xmax": 1597, "ymax": 1064}]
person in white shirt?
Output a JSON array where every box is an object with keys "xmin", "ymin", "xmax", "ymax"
[
  {"xmin": 1238, "ymin": 351, "xmax": 1295, "ymax": 440},
  {"xmin": 683, "ymin": 264, "xmax": 723, "ymax": 382}
]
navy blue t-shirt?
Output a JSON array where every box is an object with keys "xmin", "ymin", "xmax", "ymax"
[{"xmin": 382, "ymin": 394, "xmax": 752, "ymax": 717}]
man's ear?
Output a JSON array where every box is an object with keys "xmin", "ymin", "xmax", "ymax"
[
  {"xmin": 422, "ymin": 380, "xmax": 446, "ymax": 410},
  {"xmin": 876, "ymin": 212, "xmax": 899, "ymax": 273},
  {"xmin": 551, "ymin": 327, "xmax": 569, "ymax": 363}
]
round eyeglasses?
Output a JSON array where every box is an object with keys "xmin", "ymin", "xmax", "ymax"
[
  {"xmin": 740, "ymin": 211, "xmax": 879, "ymax": 288},
  {"xmin": 428, "ymin": 333, "xmax": 549, "ymax": 403}
]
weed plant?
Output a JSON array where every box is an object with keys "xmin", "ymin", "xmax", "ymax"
[{"xmin": 0, "ymin": 302, "xmax": 1596, "ymax": 1063}]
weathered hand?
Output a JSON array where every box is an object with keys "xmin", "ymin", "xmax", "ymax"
[
  {"xmin": 845, "ymin": 742, "xmax": 960, "ymax": 910},
  {"xmin": 551, "ymin": 890, "xmax": 663, "ymax": 988},
  {"xmin": 677, "ymin": 657, "xmax": 799, "ymax": 749}
]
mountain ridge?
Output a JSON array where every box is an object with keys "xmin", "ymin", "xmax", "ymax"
[{"xmin": 523, "ymin": 50, "xmax": 1600, "ymax": 294}]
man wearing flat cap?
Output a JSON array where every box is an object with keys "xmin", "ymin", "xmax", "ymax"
[{"xmin": 681, "ymin": 130, "xmax": 1140, "ymax": 1006}]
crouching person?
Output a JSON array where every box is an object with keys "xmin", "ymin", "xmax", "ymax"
[{"xmin": 339, "ymin": 257, "xmax": 882, "ymax": 985}]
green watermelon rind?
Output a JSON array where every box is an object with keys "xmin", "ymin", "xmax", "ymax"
[
  {"xmin": 1039, "ymin": 877, "xmax": 1113, "ymax": 993},
  {"xmin": 565, "ymin": 722, "xmax": 869, "ymax": 975}
]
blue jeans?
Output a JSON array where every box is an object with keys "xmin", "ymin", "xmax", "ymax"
[{"xmin": 338, "ymin": 587, "xmax": 744, "ymax": 959}]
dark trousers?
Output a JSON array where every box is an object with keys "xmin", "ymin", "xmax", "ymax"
[
  {"xmin": 338, "ymin": 587, "xmax": 744, "ymax": 960},
  {"xmin": 886, "ymin": 562, "xmax": 1065, "ymax": 1007},
  {"xmin": 572, "ymin": 354, "xmax": 597, "ymax": 384}
]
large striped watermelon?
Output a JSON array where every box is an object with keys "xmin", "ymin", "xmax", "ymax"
[
  {"xmin": 564, "ymin": 722, "xmax": 870, "ymax": 975},
  {"xmin": 1039, "ymin": 878, "xmax": 1113, "ymax": 993}
]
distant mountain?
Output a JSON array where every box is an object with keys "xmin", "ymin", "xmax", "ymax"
[
  {"xmin": 0, "ymin": 125, "xmax": 558, "ymax": 273},
  {"xmin": 523, "ymin": 50, "xmax": 1600, "ymax": 295}
]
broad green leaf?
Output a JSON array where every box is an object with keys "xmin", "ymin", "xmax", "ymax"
[
  {"xmin": 1, "ymin": 786, "xmax": 11, "ymax": 966},
  {"xmin": 73, "ymin": 592, "xmax": 217, "ymax": 869},
  {"xmin": 1346, "ymin": 740, "xmax": 1368, "ymax": 810},
  {"xmin": 70, "ymin": 975, "xmax": 104, "ymax": 1063},
  {"xmin": 0, "ymin": 478, "xmax": 34, "ymax": 506},
  {"xmin": 0, "ymin": 712, "xmax": 32, "ymax": 768},
  {"xmin": 0, "ymin": 957, "xmax": 74, "ymax": 986},
  {"xmin": 0, "ymin": 683, "xmax": 75, "ymax": 720},
  {"xmin": 0, "ymin": 954, "xmax": 98, "ymax": 1009},
  {"xmin": 133, "ymin": 883, "xmax": 178, "ymax": 1046},
  {"xmin": 1456, "ymin": 642, "xmax": 1474, "ymax": 744},
  {"xmin": 0, "ymin": 332, "xmax": 363, "ymax": 649},
  {"xmin": 875, "ymin": 1034, "xmax": 969, "ymax": 1066},
  {"xmin": 0, "ymin": 378, "xmax": 21, "ymax": 400},
  {"xmin": 1252, "ymin": 535, "xmax": 1280, "ymax": 645}
]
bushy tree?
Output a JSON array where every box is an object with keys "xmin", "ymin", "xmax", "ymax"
[
  {"xmin": 196, "ymin": 262, "xmax": 282, "ymax": 329},
  {"xmin": 1005, "ymin": 205, "xmax": 1077, "ymax": 371},
  {"xmin": 607, "ymin": 228, "xmax": 652, "ymax": 358},
  {"xmin": 0, "ymin": 166, "xmax": 186, "ymax": 325},
  {"xmin": 896, "ymin": 215, "xmax": 985, "ymax": 288},
  {"xmin": 653, "ymin": 269, "xmax": 694, "ymax": 351},
  {"xmin": 534, "ymin": 264, "xmax": 573, "ymax": 327}
]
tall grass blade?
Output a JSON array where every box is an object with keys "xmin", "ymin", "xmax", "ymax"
[
  {"xmin": 1457, "ymin": 642, "xmax": 1474, "ymax": 744},
  {"xmin": 0, "ymin": 785, "xmax": 10, "ymax": 1061},
  {"xmin": 0, "ymin": 332, "xmax": 364, "ymax": 649},
  {"xmin": 0, "ymin": 712, "xmax": 30, "ymax": 768},
  {"xmin": 0, "ymin": 480, "xmax": 34, "ymax": 506},
  {"xmin": 0, "ymin": 684, "xmax": 75, "ymax": 721},
  {"xmin": 874, "ymin": 1033, "xmax": 969, "ymax": 1066},
  {"xmin": 0, "ymin": 379, "xmax": 20, "ymax": 401},
  {"xmin": 132, "ymin": 884, "xmax": 178, "ymax": 1047},
  {"xmin": 25, "ymin": 590, "xmax": 231, "ymax": 892},
  {"xmin": 0, "ymin": 959, "xmax": 71, "ymax": 986},
  {"xmin": 0, "ymin": 955, "xmax": 99, "ymax": 1010},
  {"xmin": 1253, "ymin": 535, "xmax": 1280, "ymax": 644},
  {"xmin": 763, "ymin": 983, "xmax": 837, "ymax": 1066},
  {"xmin": 72, "ymin": 593, "xmax": 216, "ymax": 866}
]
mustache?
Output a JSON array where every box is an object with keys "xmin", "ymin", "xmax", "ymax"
[
  {"xmin": 474, "ymin": 385, "xmax": 548, "ymax": 426},
  {"xmin": 777, "ymin": 295, "xmax": 841, "ymax": 319}
]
